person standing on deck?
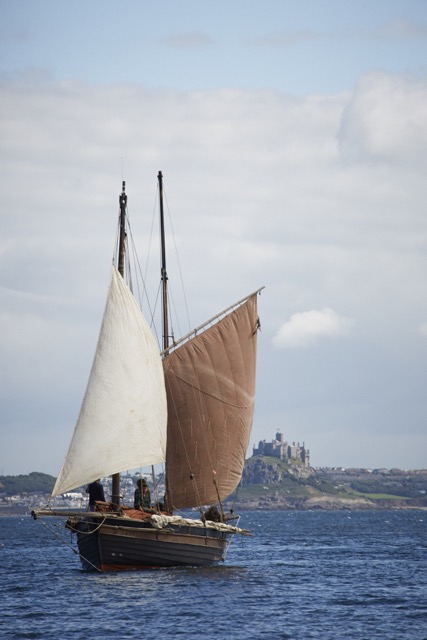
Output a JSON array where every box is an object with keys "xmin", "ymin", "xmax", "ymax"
[
  {"xmin": 134, "ymin": 478, "xmax": 151, "ymax": 510},
  {"xmin": 86, "ymin": 479, "xmax": 105, "ymax": 511}
]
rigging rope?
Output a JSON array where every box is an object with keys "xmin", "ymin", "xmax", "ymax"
[{"xmin": 37, "ymin": 517, "xmax": 102, "ymax": 572}]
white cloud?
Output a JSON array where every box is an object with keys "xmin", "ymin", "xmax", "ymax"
[
  {"xmin": 272, "ymin": 308, "xmax": 354, "ymax": 349},
  {"xmin": 338, "ymin": 71, "xmax": 427, "ymax": 164}
]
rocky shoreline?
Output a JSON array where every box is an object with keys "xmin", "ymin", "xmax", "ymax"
[
  {"xmin": 227, "ymin": 495, "xmax": 427, "ymax": 511},
  {"xmin": 225, "ymin": 456, "xmax": 427, "ymax": 511}
]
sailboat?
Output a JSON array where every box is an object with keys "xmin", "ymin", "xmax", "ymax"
[{"xmin": 32, "ymin": 172, "xmax": 263, "ymax": 571}]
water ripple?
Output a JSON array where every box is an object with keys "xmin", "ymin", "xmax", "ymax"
[{"xmin": 1, "ymin": 511, "xmax": 426, "ymax": 639}]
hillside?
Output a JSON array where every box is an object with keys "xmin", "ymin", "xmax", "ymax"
[
  {"xmin": 226, "ymin": 456, "xmax": 427, "ymax": 510},
  {"xmin": 0, "ymin": 472, "xmax": 56, "ymax": 494},
  {"xmin": 2, "ymin": 461, "xmax": 427, "ymax": 511}
]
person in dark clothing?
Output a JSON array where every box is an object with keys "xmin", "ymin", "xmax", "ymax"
[
  {"xmin": 86, "ymin": 479, "xmax": 105, "ymax": 511},
  {"xmin": 134, "ymin": 478, "xmax": 151, "ymax": 511}
]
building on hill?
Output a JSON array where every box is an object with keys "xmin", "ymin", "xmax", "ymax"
[{"xmin": 252, "ymin": 432, "xmax": 310, "ymax": 466}]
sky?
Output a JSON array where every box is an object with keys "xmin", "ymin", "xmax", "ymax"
[{"xmin": 1, "ymin": 0, "xmax": 427, "ymax": 476}]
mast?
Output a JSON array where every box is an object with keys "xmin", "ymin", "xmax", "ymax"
[
  {"xmin": 158, "ymin": 171, "xmax": 171, "ymax": 512},
  {"xmin": 111, "ymin": 180, "xmax": 127, "ymax": 509},
  {"xmin": 118, "ymin": 180, "xmax": 127, "ymax": 277},
  {"xmin": 158, "ymin": 171, "xmax": 169, "ymax": 351}
]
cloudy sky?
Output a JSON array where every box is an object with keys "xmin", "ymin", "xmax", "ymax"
[{"xmin": 1, "ymin": 0, "xmax": 427, "ymax": 476}]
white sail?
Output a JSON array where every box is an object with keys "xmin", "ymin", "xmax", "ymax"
[{"xmin": 52, "ymin": 266, "xmax": 167, "ymax": 497}]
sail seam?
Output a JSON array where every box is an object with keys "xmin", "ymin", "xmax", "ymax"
[{"xmin": 166, "ymin": 371, "xmax": 253, "ymax": 409}]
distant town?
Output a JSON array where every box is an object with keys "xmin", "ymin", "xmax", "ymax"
[
  {"xmin": 0, "ymin": 471, "xmax": 163, "ymax": 515},
  {"xmin": 1, "ymin": 431, "xmax": 426, "ymax": 514}
]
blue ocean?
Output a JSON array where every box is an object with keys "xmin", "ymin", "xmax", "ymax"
[{"xmin": 1, "ymin": 510, "xmax": 426, "ymax": 639}]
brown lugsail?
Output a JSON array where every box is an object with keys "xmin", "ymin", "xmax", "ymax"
[{"xmin": 164, "ymin": 293, "xmax": 259, "ymax": 509}]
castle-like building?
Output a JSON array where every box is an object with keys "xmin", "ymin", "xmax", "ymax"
[{"xmin": 252, "ymin": 432, "xmax": 310, "ymax": 467}]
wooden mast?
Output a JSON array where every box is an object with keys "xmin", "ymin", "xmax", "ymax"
[
  {"xmin": 111, "ymin": 180, "xmax": 127, "ymax": 509},
  {"xmin": 158, "ymin": 171, "xmax": 171, "ymax": 512},
  {"xmin": 158, "ymin": 171, "xmax": 169, "ymax": 351}
]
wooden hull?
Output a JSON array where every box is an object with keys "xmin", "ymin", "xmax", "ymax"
[{"xmin": 71, "ymin": 516, "xmax": 233, "ymax": 571}]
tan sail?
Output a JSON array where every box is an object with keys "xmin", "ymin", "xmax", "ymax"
[
  {"xmin": 52, "ymin": 266, "xmax": 167, "ymax": 497},
  {"xmin": 164, "ymin": 293, "xmax": 259, "ymax": 509}
]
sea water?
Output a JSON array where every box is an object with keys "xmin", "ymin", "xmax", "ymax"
[{"xmin": 1, "ymin": 510, "xmax": 426, "ymax": 639}]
